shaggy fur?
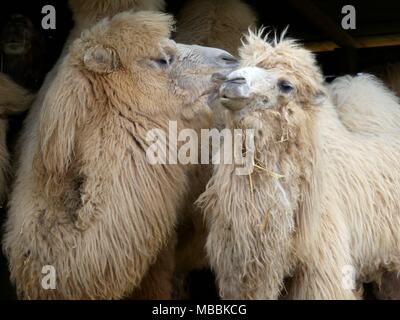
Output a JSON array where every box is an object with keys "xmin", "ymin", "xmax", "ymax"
[
  {"xmin": 3, "ymin": 11, "xmax": 219, "ymax": 299},
  {"xmin": 174, "ymin": 0, "xmax": 258, "ymax": 55},
  {"xmin": 0, "ymin": 73, "xmax": 33, "ymax": 201},
  {"xmin": 5, "ymin": 0, "xmax": 168, "ymax": 299},
  {"xmin": 14, "ymin": 0, "xmax": 166, "ymax": 161},
  {"xmin": 198, "ymin": 30, "xmax": 400, "ymax": 299},
  {"xmin": 328, "ymin": 74, "xmax": 400, "ymax": 133},
  {"xmin": 172, "ymin": 1, "xmax": 257, "ymax": 283},
  {"xmin": 327, "ymin": 74, "xmax": 400, "ymax": 300}
]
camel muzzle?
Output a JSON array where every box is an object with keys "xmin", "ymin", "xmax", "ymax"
[{"xmin": 219, "ymin": 77, "xmax": 250, "ymax": 111}]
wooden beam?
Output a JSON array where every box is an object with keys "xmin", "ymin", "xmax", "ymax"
[
  {"xmin": 305, "ymin": 34, "xmax": 400, "ymax": 52},
  {"xmin": 288, "ymin": 0, "xmax": 359, "ymax": 48},
  {"xmin": 357, "ymin": 34, "xmax": 400, "ymax": 49}
]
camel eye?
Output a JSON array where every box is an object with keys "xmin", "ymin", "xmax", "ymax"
[
  {"xmin": 278, "ymin": 79, "xmax": 294, "ymax": 94},
  {"xmin": 150, "ymin": 54, "xmax": 175, "ymax": 69}
]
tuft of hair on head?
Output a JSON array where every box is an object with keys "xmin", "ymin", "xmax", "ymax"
[
  {"xmin": 239, "ymin": 26, "xmax": 303, "ymax": 67},
  {"xmin": 238, "ymin": 26, "xmax": 326, "ymax": 105}
]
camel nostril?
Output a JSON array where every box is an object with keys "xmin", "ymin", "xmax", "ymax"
[
  {"xmin": 219, "ymin": 53, "xmax": 238, "ymax": 66},
  {"xmin": 226, "ymin": 77, "xmax": 246, "ymax": 85}
]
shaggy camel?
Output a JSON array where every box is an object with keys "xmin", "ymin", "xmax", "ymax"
[
  {"xmin": 5, "ymin": 0, "xmax": 166, "ymax": 299},
  {"xmin": 328, "ymin": 73, "xmax": 400, "ymax": 133},
  {"xmin": 3, "ymin": 11, "xmax": 237, "ymax": 299},
  {"xmin": 198, "ymin": 30, "xmax": 400, "ymax": 299},
  {"xmin": 327, "ymin": 74, "xmax": 400, "ymax": 300},
  {"xmin": 174, "ymin": 0, "xmax": 258, "ymax": 55},
  {"xmin": 0, "ymin": 73, "xmax": 33, "ymax": 201}
]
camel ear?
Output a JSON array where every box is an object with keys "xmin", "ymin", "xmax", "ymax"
[{"xmin": 84, "ymin": 46, "xmax": 120, "ymax": 73}]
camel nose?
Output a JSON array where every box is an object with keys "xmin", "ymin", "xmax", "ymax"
[
  {"xmin": 217, "ymin": 52, "xmax": 239, "ymax": 67},
  {"xmin": 175, "ymin": 44, "xmax": 239, "ymax": 70},
  {"xmin": 226, "ymin": 77, "xmax": 246, "ymax": 84},
  {"xmin": 214, "ymin": 52, "xmax": 239, "ymax": 69},
  {"xmin": 194, "ymin": 45, "xmax": 239, "ymax": 68},
  {"xmin": 219, "ymin": 77, "xmax": 250, "ymax": 111}
]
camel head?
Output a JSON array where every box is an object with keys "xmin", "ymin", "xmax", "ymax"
[
  {"xmin": 0, "ymin": 14, "xmax": 35, "ymax": 56},
  {"xmin": 216, "ymin": 29, "xmax": 326, "ymax": 148},
  {"xmin": 69, "ymin": 10, "xmax": 237, "ymax": 117},
  {"xmin": 172, "ymin": 43, "xmax": 238, "ymax": 104}
]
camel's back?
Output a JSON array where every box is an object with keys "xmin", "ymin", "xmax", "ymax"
[{"xmin": 317, "ymin": 103, "xmax": 400, "ymax": 278}]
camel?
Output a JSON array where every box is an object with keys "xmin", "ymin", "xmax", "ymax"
[
  {"xmin": 174, "ymin": 0, "xmax": 258, "ymax": 55},
  {"xmin": 3, "ymin": 10, "xmax": 237, "ymax": 299},
  {"xmin": 328, "ymin": 73, "xmax": 400, "ymax": 133},
  {"xmin": 198, "ymin": 30, "xmax": 400, "ymax": 299},
  {"xmin": 0, "ymin": 14, "xmax": 47, "ymax": 90},
  {"xmin": 4, "ymin": 0, "xmax": 167, "ymax": 298},
  {"xmin": 0, "ymin": 73, "xmax": 33, "ymax": 201},
  {"xmin": 327, "ymin": 74, "xmax": 400, "ymax": 300}
]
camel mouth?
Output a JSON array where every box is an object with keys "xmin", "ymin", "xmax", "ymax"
[
  {"xmin": 220, "ymin": 96, "xmax": 249, "ymax": 112},
  {"xmin": 219, "ymin": 78, "xmax": 251, "ymax": 112}
]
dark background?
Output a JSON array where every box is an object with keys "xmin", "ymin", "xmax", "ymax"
[
  {"xmin": 1, "ymin": 0, "xmax": 399, "ymax": 84},
  {"xmin": 1, "ymin": 0, "xmax": 399, "ymax": 300}
]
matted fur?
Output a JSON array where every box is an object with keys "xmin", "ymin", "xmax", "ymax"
[
  {"xmin": 3, "ymin": 11, "xmax": 215, "ymax": 299},
  {"xmin": 199, "ymin": 30, "xmax": 400, "ymax": 299},
  {"xmin": 328, "ymin": 74, "xmax": 400, "ymax": 133},
  {"xmin": 174, "ymin": 0, "xmax": 257, "ymax": 55},
  {"xmin": 0, "ymin": 73, "xmax": 33, "ymax": 201}
]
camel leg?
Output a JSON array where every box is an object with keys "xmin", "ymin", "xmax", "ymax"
[{"xmin": 288, "ymin": 262, "xmax": 359, "ymax": 300}]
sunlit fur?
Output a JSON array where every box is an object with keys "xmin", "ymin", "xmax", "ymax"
[
  {"xmin": 199, "ymin": 29, "xmax": 400, "ymax": 299},
  {"xmin": 0, "ymin": 73, "xmax": 33, "ymax": 201},
  {"xmin": 328, "ymin": 73, "xmax": 400, "ymax": 133},
  {"xmin": 3, "ymin": 11, "xmax": 215, "ymax": 299},
  {"xmin": 174, "ymin": 0, "xmax": 257, "ymax": 55}
]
